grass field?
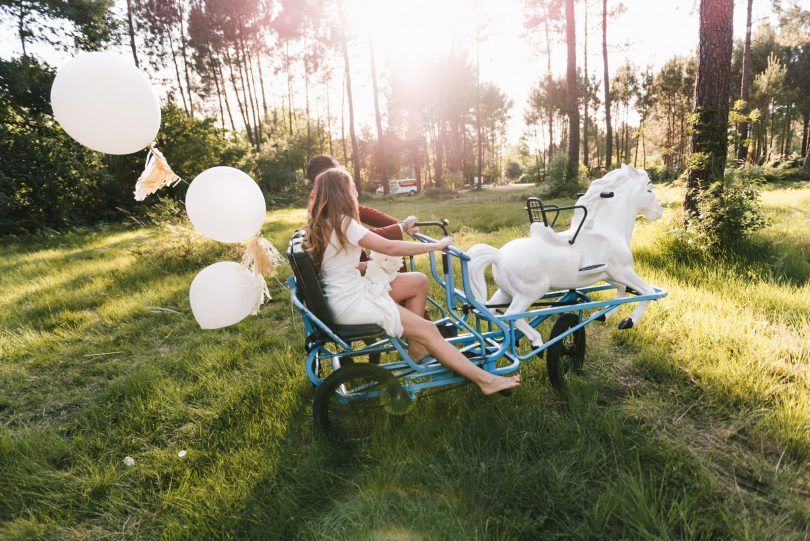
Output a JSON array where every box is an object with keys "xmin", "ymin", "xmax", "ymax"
[{"xmin": 1, "ymin": 180, "xmax": 808, "ymax": 540}]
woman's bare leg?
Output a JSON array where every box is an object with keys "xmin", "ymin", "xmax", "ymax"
[
  {"xmin": 397, "ymin": 306, "xmax": 520, "ymax": 395},
  {"xmin": 389, "ymin": 273, "xmax": 428, "ymax": 316},
  {"xmin": 389, "ymin": 273, "xmax": 430, "ymax": 360}
]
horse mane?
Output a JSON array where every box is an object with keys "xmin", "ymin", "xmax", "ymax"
[{"xmin": 571, "ymin": 166, "xmax": 647, "ymax": 230}]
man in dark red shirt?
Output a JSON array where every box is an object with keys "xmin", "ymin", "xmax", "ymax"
[{"xmin": 306, "ymin": 155, "xmax": 417, "ymax": 244}]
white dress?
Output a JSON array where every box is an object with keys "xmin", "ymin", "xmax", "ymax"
[{"xmin": 320, "ymin": 216, "xmax": 404, "ymax": 337}]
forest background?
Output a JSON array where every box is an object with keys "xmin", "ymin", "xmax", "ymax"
[{"xmin": 2, "ymin": 0, "xmax": 810, "ymax": 236}]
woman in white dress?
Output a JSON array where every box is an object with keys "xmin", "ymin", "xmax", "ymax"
[{"xmin": 305, "ymin": 168, "xmax": 520, "ymax": 396}]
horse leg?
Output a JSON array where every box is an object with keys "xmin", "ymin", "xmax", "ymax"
[
  {"xmin": 503, "ymin": 293, "xmax": 545, "ymax": 347},
  {"xmin": 599, "ymin": 280, "xmax": 627, "ymax": 322},
  {"xmin": 486, "ymin": 288, "xmax": 512, "ymax": 310},
  {"xmin": 610, "ymin": 269, "xmax": 654, "ymax": 330}
]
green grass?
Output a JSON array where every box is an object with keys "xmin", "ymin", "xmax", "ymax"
[{"xmin": 1, "ymin": 182, "xmax": 808, "ymax": 539}]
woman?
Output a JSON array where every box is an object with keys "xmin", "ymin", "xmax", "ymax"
[{"xmin": 305, "ymin": 168, "xmax": 520, "ymax": 396}]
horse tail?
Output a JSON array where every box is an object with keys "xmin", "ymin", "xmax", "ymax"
[{"xmin": 467, "ymin": 243, "xmax": 501, "ymax": 303}]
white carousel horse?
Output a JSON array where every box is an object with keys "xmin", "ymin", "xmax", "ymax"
[{"xmin": 468, "ymin": 164, "xmax": 663, "ymax": 347}]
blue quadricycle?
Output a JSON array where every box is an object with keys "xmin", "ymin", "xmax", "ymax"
[{"xmin": 286, "ymin": 206, "xmax": 667, "ymax": 441}]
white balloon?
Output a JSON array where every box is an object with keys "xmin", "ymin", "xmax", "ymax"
[
  {"xmin": 189, "ymin": 262, "xmax": 265, "ymax": 329},
  {"xmin": 185, "ymin": 166, "xmax": 266, "ymax": 243},
  {"xmin": 51, "ymin": 51, "xmax": 160, "ymax": 155}
]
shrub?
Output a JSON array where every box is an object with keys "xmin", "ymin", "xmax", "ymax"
[
  {"xmin": 684, "ymin": 168, "xmax": 768, "ymax": 254},
  {"xmin": 546, "ymin": 153, "xmax": 569, "ymax": 190}
]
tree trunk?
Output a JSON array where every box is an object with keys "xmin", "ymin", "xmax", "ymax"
[
  {"xmin": 602, "ymin": 0, "xmax": 612, "ymax": 170},
  {"xmin": 178, "ymin": 3, "xmax": 194, "ymax": 116},
  {"xmin": 342, "ymin": 33, "xmax": 362, "ymax": 189},
  {"xmin": 166, "ymin": 30, "xmax": 189, "ymax": 114},
  {"xmin": 583, "ymin": 0, "xmax": 590, "ymax": 168},
  {"xmin": 242, "ymin": 42, "xmax": 262, "ymax": 148},
  {"xmin": 435, "ymin": 117, "xmax": 445, "ymax": 188},
  {"xmin": 257, "ymin": 53, "xmax": 269, "ymax": 117},
  {"xmin": 565, "ymin": 0, "xmax": 580, "ymax": 189},
  {"xmin": 413, "ymin": 138, "xmax": 423, "ymax": 193},
  {"xmin": 224, "ymin": 48, "xmax": 253, "ymax": 147},
  {"xmin": 780, "ymin": 103, "xmax": 792, "ymax": 157},
  {"xmin": 235, "ymin": 43, "xmax": 258, "ymax": 149},
  {"xmin": 216, "ymin": 58, "xmax": 236, "ymax": 131},
  {"xmin": 324, "ymin": 72, "xmax": 335, "ymax": 156},
  {"xmin": 304, "ymin": 46, "xmax": 311, "ymax": 159},
  {"xmin": 285, "ymin": 39, "xmax": 294, "ymax": 136},
  {"xmin": 125, "ymin": 0, "xmax": 140, "ymax": 68},
  {"xmin": 801, "ymin": 110, "xmax": 809, "ymax": 157},
  {"xmin": 804, "ymin": 142, "xmax": 810, "ymax": 173},
  {"xmin": 477, "ymin": 37, "xmax": 483, "ymax": 189},
  {"xmin": 341, "ymin": 71, "xmax": 348, "ymax": 165},
  {"xmin": 18, "ymin": 6, "xmax": 26, "ymax": 57},
  {"xmin": 684, "ymin": 0, "xmax": 734, "ymax": 220},
  {"xmin": 737, "ymin": 0, "xmax": 753, "ymax": 162},
  {"xmin": 209, "ymin": 49, "xmax": 226, "ymax": 130},
  {"xmin": 326, "ymin": 74, "xmax": 334, "ymax": 156},
  {"xmin": 369, "ymin": 41, "xmax": 388, "ymax": 194},
  {"xmin": 543, "ymin": 5, "xmax": 554, "ymax": 156}
]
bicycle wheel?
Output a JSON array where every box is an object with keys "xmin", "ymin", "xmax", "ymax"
[
  {"xmin": 313, "ymin": 363, "xmax": 412, "ymax": 441},
  {"xmin": 545, "ymin": 313, "xmax": 586, "ymax": 389}
]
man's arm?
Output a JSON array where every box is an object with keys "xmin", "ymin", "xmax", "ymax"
[
  {"xmin": 370, "ymin": 223, "xmax": 403, "ymax": 241},
  {"xmin": 359, "ymin": 205, "xmax": 398, "ymax": 228}
]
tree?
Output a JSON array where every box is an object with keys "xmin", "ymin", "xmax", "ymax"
[
  {"xmin": 602, "ymin": 0, "xmax": 613, "ymax": 169},
  {"xmin": 634, "ymin": 66, "xmax": 655, "ymax": 167},
  {"xmin": 369, "ymin": 39, "xmax": 388, "ymax": 193},
  {"xmin": 752, "ymin": 53, "xmax": 786, "ymax": 163},
  {"xmin": 0, "ymin": 0, "xmax": 115, "ymax": 56},
  {"xmin": 524, "ymin": 0, "xmax": 564, "ymax": 159},
  {"xmin": 736, "ymin": 0, "xmax": 754, "ymax": 162},
  {"xmin": 611, "ymin": 61, "xmax": 638, "ymax": 164},
  {"xmin": 582, "ymin": 0, "xmax": 590, "ymax": 168},
  {"xmin": 341, "ymin": 27, "xmax": 362, "ymax": 189},
  {"xmin": 652, "ymin": 56, "xmax": 695, "ymax": 173},
  {"xmin": 684, "ymin": 0, "xmax": 734, "ymax": 220},
  {"xmin": 565, "ymin": 0, "xmax": 580, "ymax": 189}
]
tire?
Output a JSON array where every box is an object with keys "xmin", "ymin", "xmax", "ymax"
[
  {"xmin": 546, "ymin": 313, "xmax": 586, "ymax": 389},
  {"xmin": 313, "ymin": 363, "xmax": 411, "ymax": 442},
  {"xmin": 408, "ymin": 190, "xmax": 416, "ymax": 196}
]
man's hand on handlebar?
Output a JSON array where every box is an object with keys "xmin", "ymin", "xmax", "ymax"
[{"xmin": 399, "ymin": 215, "xmax": 420, "ymax": 238}]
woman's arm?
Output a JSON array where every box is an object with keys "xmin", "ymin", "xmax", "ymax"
[{"xmin": 358, "ymin": 230, "xmax": 451, "ymax": 256}]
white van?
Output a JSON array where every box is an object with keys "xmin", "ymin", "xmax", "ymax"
[{"xmin": 375, "ymin": 178, "xmax": 418, "ymax": 196}]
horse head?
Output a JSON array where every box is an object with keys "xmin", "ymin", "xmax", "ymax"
[{"xmin": 624, "ymin": 165, "xmax": 663, "ymax": 221}]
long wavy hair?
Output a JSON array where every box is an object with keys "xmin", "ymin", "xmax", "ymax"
[{"xmin": 305, "ymin": 167, "xmax": 361, "ymax": 269}]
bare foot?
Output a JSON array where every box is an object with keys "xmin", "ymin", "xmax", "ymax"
[{"xmin": 479, "ymin": 373, "xmax": 521, "ymax": 395}]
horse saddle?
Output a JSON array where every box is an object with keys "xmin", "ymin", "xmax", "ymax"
[
  {"xmin": 529, "ymin": 222, "xmax": 572, "ymax": 246},
  {"xmin": 529, "ymin": 223, "xmax": 606, "ymax": 273}
]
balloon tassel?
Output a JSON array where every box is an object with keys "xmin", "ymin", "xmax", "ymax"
[
  {"xmin": 134, "ymin": 143, "xmax": 182, "ymax": 201},
  {"xmin": 241, "ymin": 235, "xmax": 284, "ymax": 278},
  {"xmin": 241, "ymin": 235, "xmax": 285, "ymax": 306}
]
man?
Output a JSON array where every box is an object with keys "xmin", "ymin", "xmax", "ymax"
[{"xmin": 306, "ymin": 155, "xmax": 418, "ymax": 245}]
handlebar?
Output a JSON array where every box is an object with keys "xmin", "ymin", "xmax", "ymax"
[{"xmin": 414, "ymin": 219, "xmax": 449, "ymax": 237}]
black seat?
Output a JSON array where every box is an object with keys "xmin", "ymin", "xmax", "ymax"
[{"xmin": 287, "ymin": 229, "xmax": 385, "ymax": 343}]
